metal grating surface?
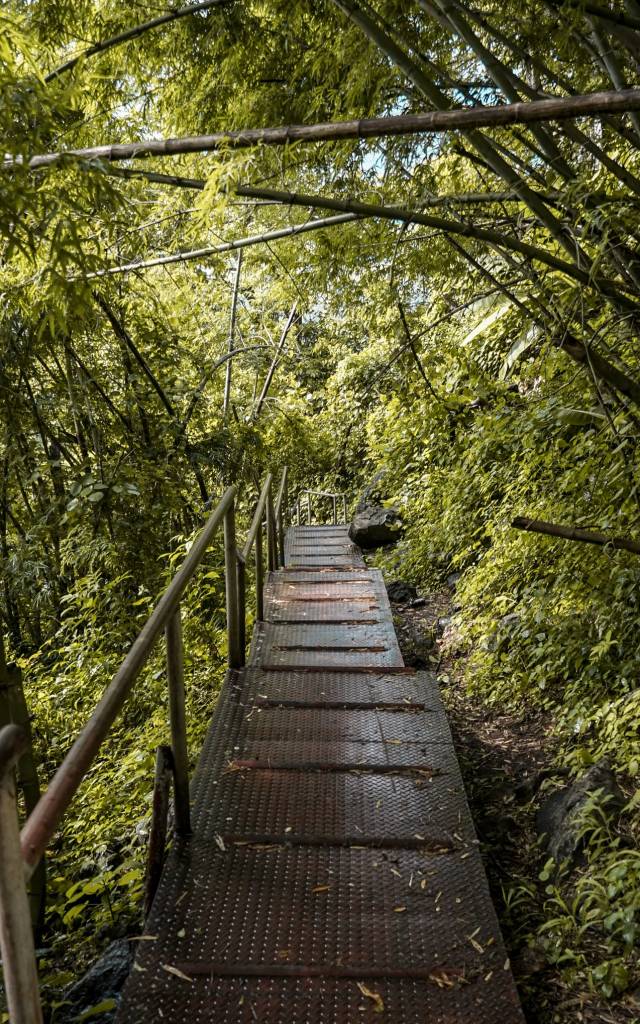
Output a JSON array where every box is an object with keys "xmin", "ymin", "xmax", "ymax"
[
  {"xmin": 118, "ymin": 525, "xmax": 524, "ymax": 1023},
  {"xmin": 240, "ymin": 667, "xmax": 439, "ymax": 707},
  {"xmin": 285, "ymin": 526, "xmax": 364, "ymax": 569},
  {"xmin": 230, "ymin": 706, "xmax": 454, "ymax": 745}
]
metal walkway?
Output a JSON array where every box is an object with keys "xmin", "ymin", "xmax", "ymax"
[{"xmin": 118, "ymin": 525, "xmax": 524, "ymax": 1023}]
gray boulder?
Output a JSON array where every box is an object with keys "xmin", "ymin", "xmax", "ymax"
[
  {"xmin": 536, "ymin": 761, "xmax": 625, "ymax": 865},
  {"xmin": 349, "ymin": 505, "xmax": 401, "ymax": 549},
  {"xmin": 355, "ymin": 470, "xmax": 388, "ymax": 512},
  {"xmin": 402, "ymin": 620, "xmax": 436, "ymax": 668},
  {"xmin": 60, "ymin": 939, "xmax": 134, "ymax": 1021},
  {"xmin": 386, "ymin": 580, "xmax": 417, "ymax": 604}
]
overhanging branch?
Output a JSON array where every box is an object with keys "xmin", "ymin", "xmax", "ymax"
[
  {"xmin": 512, "ymin": 516, "xmax": 640, "ymax": 555},
  {"xmin": 82, "ymin": 213, "xmax": 361, "ymax": 279},
  {"xmin": 45, "ymin": 0, "xmax": 232, "ymax": 82},
  {"xmin": 10, "ymin": 89, "xmax": 640, "ymax": 170}
]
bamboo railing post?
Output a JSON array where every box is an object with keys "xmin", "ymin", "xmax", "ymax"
[
  {"xmin": 296, "ymin": 496, "xmax": 301, "ymax": 524},
  {"xmin": 343, "ymin": 495, "xmax": 348, "ymax": 523},
  {"xmin": 255, "ymin": 526, "xmax": 264, "ymax": 621},
  {"xmin": 267, "ymin": 484, "xmax": 277, "ymax": 572},
  {"xmin": 275, "ymin": 467, "xmax": 288, "ymax": 568},
  {"xmin": 165, "ymin": 608, "xmax": 191, "ymax": 836},
  {"xmin": 144, "ymin": 745, "xmax": 173, "ymax": 917},
  {"xmin": 332, "ymin": 496, "xmax": 337, "ymax": 525},
  {"xmin": 237, "ymin": 552, "xmax": 247, "ymax": 666},
  {"xmin": 0, "ymin": 725, "xmax": 43, "ymax": 1024},
  {"xmin": 307, "ymin": 491, "xmax": 312, "ymax": 525},
  {"xmin": 0, "ymin": 641, "xmax": 45, "ymax": 936},
  {"xmin": 224, "ymin": 502, "xmax": 242, "ymax": 669}
]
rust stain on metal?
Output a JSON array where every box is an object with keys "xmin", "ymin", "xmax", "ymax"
[{"xmin": 118, "ymin": 524, "xmax": 526, "ymax": 1024}]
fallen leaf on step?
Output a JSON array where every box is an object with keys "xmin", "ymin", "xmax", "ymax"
[
  {"xmin": 356, "ymin": 982, "xmax": 384, "ymax": 1013},
  {"xmin": 162, "ymin": 964, "xmax": 193, "ymax": 983}
]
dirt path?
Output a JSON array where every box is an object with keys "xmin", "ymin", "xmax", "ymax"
[{"xmin": 390, "ymin": 584, "xmax": 639, "ymax": 1024}]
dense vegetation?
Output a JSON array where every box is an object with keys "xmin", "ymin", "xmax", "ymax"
[{"xmin": 2, "ymin": 0, "xmax": 640, "ymax": 1019}]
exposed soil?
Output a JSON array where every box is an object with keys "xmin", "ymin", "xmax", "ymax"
[{"xmin": 389, "ymin": 584, "xmax": 640, "ymax": 1024}]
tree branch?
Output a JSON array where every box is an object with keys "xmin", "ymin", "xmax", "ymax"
[{"xmin": 512, "ymin": 516, "xmax": 640, "ymax": 555}]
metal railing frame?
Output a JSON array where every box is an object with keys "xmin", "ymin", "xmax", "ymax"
[
  {"xmin": 296, "ymin": 488, "xmax": 349, "ymax": 526},
  {"xmin": 0, "ymin": 467, "xmax": 289, "ymax": 1024}
]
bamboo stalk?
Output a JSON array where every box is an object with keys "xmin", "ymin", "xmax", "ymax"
[
  {"xmin": 10, "ymin": 90, "xmax": 640, "ymax": 171},
  {"xmin": 45, "ymin": 0, "xmax": 232, "ymax": 82},
  {"xmin": 511, "ymin": 516, "xmax": 640, "ymax": 555},
  {"xmin": 223, "ymin": 251, "xmax": 242, "ymax": 421},
  {"xmin": 104, "ymin": 171, "xmax": 640, "ymax": 207},
  {"xmin": 253, "ymin": 303, "xmax": 298, "ymax": 420},
  {"xmin": 0, "ymin": 726, "xmax": 43, "ymax": 1024},
  {"xmin": 82, "ymin": 213, "xmax": 360, "ymax": 278},
  {"xmin": 233, "ymin": 185, "xmax": 637, "ymax": 305}
]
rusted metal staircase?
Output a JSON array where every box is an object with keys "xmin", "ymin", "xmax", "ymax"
[
  {"xmin": 0, "ymin": 473, "xmax": 524, "ymax": 1023},
  {"xmin": 117, "ymin": 522, "xmax": 525, "ymax": 1022}
]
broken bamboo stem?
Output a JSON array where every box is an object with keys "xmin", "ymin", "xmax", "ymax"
[{"xmin": 511, "ymin": 516, "xmax": 640, "ymax": 555}]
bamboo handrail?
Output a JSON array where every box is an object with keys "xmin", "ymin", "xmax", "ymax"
[
  {"xmin": 241, "ymin": 474, "xmax": 273, "ymax": 562},
  {"xmin": 0, "ymin": 468, "xmax": 291, "ymax": 1022},
  {"xmin": 19, "ymin": 485, "xmax": 236, "ymax": 874},
  {"xmin": 297, "ymin": 488, "xmax": 350, "ymax": 526}
]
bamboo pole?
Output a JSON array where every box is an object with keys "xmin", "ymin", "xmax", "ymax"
[
  {"xmin": 11, "ymin": 89, "xmax": 640, "ymax": 171},
  {"xmin": 45, "ymin": 0, "xmax": 232, "ymax": 82},
  {"xmin": 223, "ymin": 250, "xmax": 242, "ymax": 421},
  {"xmin": 102, "ymin": 170, "xmax": 640, "ymax": 207},
  {"xmin": 82, "ymin": 214, "xmax": 360, "ymax": 279},
  {"xmin": 234, "ymin": 185, "xmax": 637, "ymax": 306},
  {"xmin": 165, "ymin": 609, "xmax": 191, "ymax": 836},
  {"xmin": 511, "ymin": 516, "xmax": 640, "ymax": 554},
  {"xmin": 0, "ymin": 726, "xmax": 43, "ymax": 1024},
  {"xmin": 253, "ymin": 304, "xmax": 298, "ymax": 420}
]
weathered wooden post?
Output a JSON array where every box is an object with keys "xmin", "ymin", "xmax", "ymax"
[
  {"xmin": 224, "ymin": 500, "xmax": 242, "ymax": 668},
  {"xmin": 0, "ymin": 637, "xmax": 45, "ymax": 934},
  {"xmin": 332, "ymin": 495, "xmax": 337, "ymax": 525},
  {"xmin": 0, "ymin": 724, "xmax": 43, "ymax": 1024},
  {"xmin": 144, "ymin": 745, "xmax": 174, "ymax": 916},
  {"xmin": 307, "ymin": 491, "xmax": 312, "ymax": 525},
  {"xmin": 276, "ymin": 467, "xmax": 288, "ymax": 568},
  {"xmin": 165, "ymin": 607, "xmax": 191, "ymax": 836},
  {"xmin": 255, "ymin": 526, "xmax": 264, "ymax": 621},
  {"xmin": 343, "ymin": 495, "xmax": 348, "ymax": 524},
  {"xmin": 266, "ymin": 483, "xmax": 277, "ymax": 572},
  {"xmin": 236, "ymin": 551, "xmax": 247, "ymax": 665}
]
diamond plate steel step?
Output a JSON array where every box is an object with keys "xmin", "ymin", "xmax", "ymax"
[{"xmin": 118, "ymin": 524, "xmax": 525, "ymax": 1024}]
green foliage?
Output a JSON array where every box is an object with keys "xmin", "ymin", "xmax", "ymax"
[{"xmin": 2, "ymin": 0, "xmax": 640, "ymax": 1017}]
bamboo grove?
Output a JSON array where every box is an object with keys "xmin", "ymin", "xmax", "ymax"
[{"xmin": 2, "ymin": 0, "xmax": 640, "ymax": 1019}]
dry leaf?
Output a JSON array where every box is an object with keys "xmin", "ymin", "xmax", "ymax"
[
  {"xmin": 393, "ymin": 905, "xmax": 407, "ymax": 913},
  {"xmin": 312, "ymin": 884, "xmax": 330, "ymax": 894},
  {"xmin": 356, "ymin": 982, "xmax": 384, "ymax": 1013},
  {"xmin": 162, "ymin": 964, "xmax": 193, "ymax": 983}
]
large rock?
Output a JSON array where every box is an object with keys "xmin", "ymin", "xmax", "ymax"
[
  {"xmin": 349, "ymin": 505, "xmax": 402, "ymax": 549},
  {"xmin": 536, "ymin": 761, "xmax": 625, "ymax": 865},
  {"xmin": 402, "ymin": 620, "xmax": 436, "ymax": 668},
  {"xmin": 60, "ymin": 939, "xmax": 134, "ymax": 1021},
  {"xmin": 386, "ymin": 580, "xmax": 417, "ymax": 604},
  {"xmin": 355, "ymin": 470, "xmax": 388, "ymax": 512}
]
